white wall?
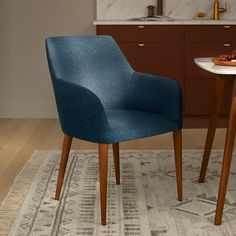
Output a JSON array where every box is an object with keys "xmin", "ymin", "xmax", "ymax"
[{"xmin": 0, "ymin": 0, "xmax": 96, "ymax": 118}]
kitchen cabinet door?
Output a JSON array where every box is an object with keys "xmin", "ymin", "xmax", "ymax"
[
  {"xmin": 185, "ymin": 78, "xmax": 233, "ymax": 115},
  {"xmin": 118, "ymin": 42, "xmax": 184, "ymax": 79}
]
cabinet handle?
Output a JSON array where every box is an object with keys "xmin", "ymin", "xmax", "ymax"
[
  {"xmin": 137, "ymin": 25, "xmax": 145, "ymax": 29},
  {"xmin": 137, "ymin": 43, "xmax": 146, "ymax": 47},
  {"xmin": 223, "ymin": 43, "xmax": 231, "ymax": 47},
  {"xmin": 224, "ymin": 25, "xmax": 231, "ymax": 29}
]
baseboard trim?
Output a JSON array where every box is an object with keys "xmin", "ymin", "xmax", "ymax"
[{"xmin": 0, "ymin": 101, "xmax": 58, "ymax": 118}]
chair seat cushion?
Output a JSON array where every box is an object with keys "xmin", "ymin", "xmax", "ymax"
[{"xmin": 106, "ymin": 109, "xmax": 180, "ymax": 143}]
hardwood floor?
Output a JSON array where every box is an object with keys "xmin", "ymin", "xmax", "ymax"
[{"xmin": 0, "ymin": 118, "xmax": 229, "ymax": 205}]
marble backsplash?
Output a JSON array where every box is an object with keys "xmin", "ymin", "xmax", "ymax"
[{"xmin": 97, "ymin": 0, "xmax": 236, "ymax": 20}]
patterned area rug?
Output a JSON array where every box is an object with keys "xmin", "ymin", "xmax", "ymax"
[{"xmin": 1, "ymin": 150, "xmax": 236, "ymax": 236}]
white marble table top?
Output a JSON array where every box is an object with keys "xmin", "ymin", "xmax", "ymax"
[{"xmin": 194, "ymin": 58, "xmax": 236, "ymax": 75}]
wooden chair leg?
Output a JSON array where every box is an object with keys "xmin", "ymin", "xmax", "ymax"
[
  {"xmin": 199, "ymin": 77, "xmax": 226, "ymax": 183},
  {"xmin": 173, "ymin": 129, "xmax": 183, "ymax": 201},
  {"xmin": 112, "ymin": 143, "xmax": 120, "ymax": 185},
  {"xmin": 55, "ymin": 134, "xmax": 72, "ymax": 200},
  {"xmin": 215, "ymin": 79, "xmax": 236, "ymax": 225},
  {"xmin": 98, "ymin": 144, "xmax": 109, "ymax": 225}
]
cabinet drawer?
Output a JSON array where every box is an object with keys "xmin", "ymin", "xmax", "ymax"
[
  {"xmin": 185, "ymin": 79, "xmax": 232, "ymax": 115},
  {"xmin": 185, "ymin": 25, "xmax": 236, "ymax": 42},
  {"xmin": 97, "ymin": 25, "xmax": 184, "ymax": 42},
  {"xmin": 118, "ymin": 42, "xmax": 184, "ymax": 78},
  {"xmin": 185, "ymin": 42, "xmax": 236, "ymax": 79}
]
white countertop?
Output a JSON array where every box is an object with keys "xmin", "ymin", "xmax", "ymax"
[
  {"xmin": 94, "ymin": 19, "xmax": 236, "ymax": 25},
  {"xmin": 194, "ymin": 58, "xmax": 236, "ymax": 75}
]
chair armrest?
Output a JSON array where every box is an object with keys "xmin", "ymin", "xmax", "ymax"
[
  {"xmin": 52, "ymin": 78, "xmax": 112, "ymax": 143},
  {"xmin": 126, "ymin": 72, "xmax": 183, "ymax": 127}
]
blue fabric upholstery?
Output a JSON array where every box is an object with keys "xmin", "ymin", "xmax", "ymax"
[{"xmin": 46, "ymin": 35, "xmax": 182, "ymax": 144}]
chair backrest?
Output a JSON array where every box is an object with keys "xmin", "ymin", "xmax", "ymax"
[{"xmin": 46, "ymin": 35, "xmax": 134, "ymax": 108}]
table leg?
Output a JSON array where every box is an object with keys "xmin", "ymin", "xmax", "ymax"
[
  {"xmin": 215, "ymin": 77, "xmax": 236, "ymax": 225},
  {"xmin": 199, "ymin": 77, "xmax": 226, "ymax": 183}
]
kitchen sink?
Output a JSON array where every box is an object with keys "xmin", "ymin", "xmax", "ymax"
[{"xmin": 129, "ymin": 15, "xmax": 174, "ymax": 21}]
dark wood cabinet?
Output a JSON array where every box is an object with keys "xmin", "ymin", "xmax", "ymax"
[
  {"xmin": 118, "ymin": 42, "xmax": 184, "ymax": 78},
  {"xmin": 97, "ymin": 25, "xmax": 184, "ymax": 85},
  {"xmin": 97, "ymin": 24, "xmax": 236, "ymax": 127},
  {"xmin": 185, "ymin": 79, "xmax": 232, "ymax": 115},
  {"xmin": 185, "ymin": 25, "xmax": 236, "ymax": 42},
  {"xmin": 97, "ymin": 25, "xmax": 184, "ymax": 42},
  {"xmin": 185, "ymin": 26, "xmax": 236, "ymax": 117}
]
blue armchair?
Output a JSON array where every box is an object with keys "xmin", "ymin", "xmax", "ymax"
[{"xmin": 46, "ymin": 35, "xmax": 183, "ymax": 225}]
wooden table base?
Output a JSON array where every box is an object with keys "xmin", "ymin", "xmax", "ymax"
[
  {"xmin": 199, "ymin": 77, "xmax": 226, "ymax": 183},
  {"xmin": 215, "ymin": 78, "xmax": 236, "ymax": 225},
  {"xmin": 198, "ymin": 75, "xmax": 236, "ymax": 225}
]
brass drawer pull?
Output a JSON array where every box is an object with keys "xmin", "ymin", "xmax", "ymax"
[
  {"xmin": 223, "ymin": 43, "xmax": 231, "ymax": 47},
  {"xmin": 224, "ymin": 25, "xmax": 231, "ymax": 29},
  {"xmin": 137, "ymin": 25, "xmax": 145, "ymax": 29},
  {"xmin": 137, "ymin": 43, "xmax": 145, "ymax": 47}
]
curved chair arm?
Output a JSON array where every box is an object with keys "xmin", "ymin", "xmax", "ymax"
[
  {"xmin": 126, "ymin": 72, "xmax": 183, "ymax": 127},
  {"xmin": 52, "ymin": 78, "xmax": 113, "ymax": 143}
]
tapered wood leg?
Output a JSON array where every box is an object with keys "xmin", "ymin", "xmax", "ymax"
[
  {"xmin": 199, "ymin": 77, "xmax": 226, "ymax": 183},
  {"xmin": 55, "ymin": 134, "xmax": 73, "ymax": 200},
  {"xmin": 98, "ymin": 144, "xmax": 108, "ymax": 225},
  {"xmin": 215, "ymin": 78, "xmax": 236, "ymax": 225},
  {"xmin": 112, "ymin": 143, "xmax": 120, "ymax": 185},
  {"xmin": 173, "ymin": 129, "xmax": 183, "ymax": 201}
]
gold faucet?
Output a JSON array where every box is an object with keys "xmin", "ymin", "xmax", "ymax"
[{"xmin": 213, "ymin": 0, "xmax": 227, "ymax": 20}]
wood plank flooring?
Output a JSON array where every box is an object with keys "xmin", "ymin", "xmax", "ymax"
[{"xmin": 0, "ymin": 118, "xmax": 228, "ymax": 205}]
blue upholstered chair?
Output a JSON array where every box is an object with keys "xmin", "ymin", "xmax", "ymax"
[{"xmin": 46, "ymin": 35, "xmax": 183, "ymax": 225}]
